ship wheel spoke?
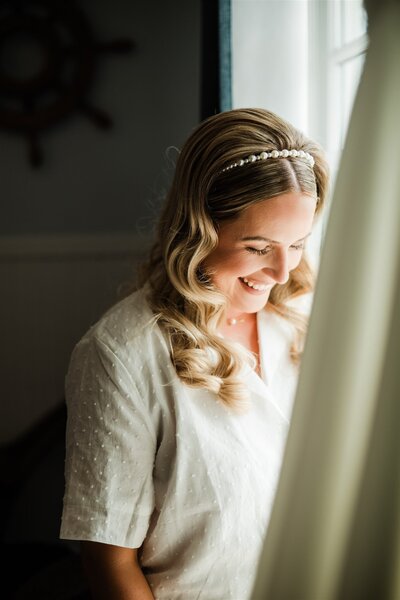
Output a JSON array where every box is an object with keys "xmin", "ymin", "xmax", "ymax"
[{"xmin": 0, "ymin": 0, "xmax": 134, "ymax": 167}]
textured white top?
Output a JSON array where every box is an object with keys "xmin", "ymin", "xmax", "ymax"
[{"xmin": 60, "ymin": 287, "xmax": 311, "ymax": 599}]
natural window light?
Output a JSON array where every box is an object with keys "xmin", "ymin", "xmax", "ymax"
[{"xmin": 232, "ymin": 0, "xmax": 368, "ymax": 262}]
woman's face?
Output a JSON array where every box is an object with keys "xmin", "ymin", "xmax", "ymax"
[{"xmin": 203, "ymin": 192, "xmax": 317, "ymax": 318}]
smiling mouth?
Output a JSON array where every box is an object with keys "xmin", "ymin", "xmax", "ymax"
[{"xmin": 239, "ymin": 277, "xmax": 272, "ymax": 291}]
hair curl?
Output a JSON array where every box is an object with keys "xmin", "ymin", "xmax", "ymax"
[{"xmin": 139, "ymin": 108, "xmax": 329, "ymax": 407}]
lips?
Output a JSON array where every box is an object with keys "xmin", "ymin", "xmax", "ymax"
[{"xmin": 239, "ymin": 277, "xmax": 272, "ymax": 292}]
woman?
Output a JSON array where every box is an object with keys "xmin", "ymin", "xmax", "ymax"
[{"xmin": 60, "ymin": 108, "xmax": 329, "ymax": 599}]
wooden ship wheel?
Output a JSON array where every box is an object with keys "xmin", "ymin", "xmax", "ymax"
[{"xmin": 0, "ymin": 0, "xmax": 134, "ymax": 166}]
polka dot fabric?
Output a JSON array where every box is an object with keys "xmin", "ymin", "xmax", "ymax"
[{"xmin": 60, "ymin": 287, "xmax": 312, "ymax": 599}]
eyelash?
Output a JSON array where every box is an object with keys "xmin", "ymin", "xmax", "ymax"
[{"xmin": 246, "ymin": 243, "xmax": 305, "ymax": 256}]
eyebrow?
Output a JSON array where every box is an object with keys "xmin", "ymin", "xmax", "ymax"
[{"xmin": 240, "ymin": 232, "xmax": 312, "ymax": 244}]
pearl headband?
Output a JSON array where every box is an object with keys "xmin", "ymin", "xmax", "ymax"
[{"xmin": 221, "ymin": 149, "xmax": 315, "ymax": 173}]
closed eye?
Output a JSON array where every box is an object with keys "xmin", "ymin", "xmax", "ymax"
[
  {"xmin": 245, "ymin": 246, "xmax": 272, "ymax": 256},
  {"xmin": 246, "ymin": 242, "xmax": 305, "ymax": 256},
  {"xmin": 290, "ymin": 242, "xmax": 306, "ymax": 250}
]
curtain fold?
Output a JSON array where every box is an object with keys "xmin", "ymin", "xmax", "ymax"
[{"xmin": 251, "ymin": 0, "xmax": 400, "ymax": 598}]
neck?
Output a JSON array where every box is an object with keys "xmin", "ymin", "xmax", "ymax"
[{"xmin": 225, "ymin": 311, "xmax": 256, "ymax": 327}]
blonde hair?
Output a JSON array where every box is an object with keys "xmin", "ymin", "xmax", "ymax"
[{"xmin": 140, "ymin": 108, "xmax": 329, "ymax": 407}]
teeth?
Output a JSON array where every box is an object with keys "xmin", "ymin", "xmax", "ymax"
[{"xmin": 242, "ymin": 277, "xmax": 269, "ymax": 291}]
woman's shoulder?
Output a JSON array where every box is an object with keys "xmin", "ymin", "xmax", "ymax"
[
  {"xmin": 81, "ymin": 286, "xmax": 157, "ymax": 352},
  {"xmin": 66, "ymin": 285, "xmax": 172, "ymax": 420}
]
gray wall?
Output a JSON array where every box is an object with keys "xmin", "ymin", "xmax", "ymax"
[
  {"xmin": 0, "ymin": 0, "xmax": 201, "ymax": 443},
  {"xmin": 0, "ymin": 0, "xmax": 201, "ymax": 235}
]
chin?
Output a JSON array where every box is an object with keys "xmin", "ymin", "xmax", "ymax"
[{"xmin": 237, "ymin": 295, "xmax": 271, "ymax": 314}]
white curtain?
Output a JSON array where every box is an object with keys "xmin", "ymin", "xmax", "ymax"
[{"xmin": 251, "ymin": 0, "xmax": 400, "ymax": 598}]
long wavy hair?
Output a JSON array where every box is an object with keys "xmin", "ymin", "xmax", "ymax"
[{"xmin": 139, "ymin": 108, "xmax": 329, "ymax": 407}]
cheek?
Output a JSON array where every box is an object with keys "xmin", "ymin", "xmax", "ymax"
[
  {"xmin": 289, "ymin": 251, "xmax": 304, "ymax": 270},
  {"xmin": 204, "ymin": 248, "xmax": 252, "ymax": 278}
]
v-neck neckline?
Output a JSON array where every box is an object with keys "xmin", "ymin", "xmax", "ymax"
[
  {"xmin": 218, "ymin": 305, "xmax": 292, "ymax": 395},
  {"xmin": 257, "ymin": 308, "xmax": 288, "ymax": 382}
]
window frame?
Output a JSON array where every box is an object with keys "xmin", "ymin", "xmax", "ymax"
[{"xmin": 308, "ymin": 0, "xmax": 368, "ymax": 174}]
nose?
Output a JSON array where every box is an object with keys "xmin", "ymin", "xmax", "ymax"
[{"xmin": 263, "ymin": 246, "xmax": 290, "ymax": 284}]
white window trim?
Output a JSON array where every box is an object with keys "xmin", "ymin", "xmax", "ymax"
[
  {"xmin": 307, "ymin": 0, "xmax": 368, "ymax": 256},
  {"xmin": 308, "ymin": 1, "xmax": 368, "ymax": 173}
]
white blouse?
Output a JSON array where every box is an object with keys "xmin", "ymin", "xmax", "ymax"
[{"xmin": 60, "ymin": 287, "xmax": 312, "ymax": 599}]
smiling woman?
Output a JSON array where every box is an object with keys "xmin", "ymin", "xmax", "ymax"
[
  {"xmin": 202, "ymin": 191, "xmax": 317, "ymax": 373},
  {"xmin": 203, "ymin": 193, "xmax": 316, "ymax": 312},
  {"xmin": 60, "ymin": 108, "xmax": 329, "ymax": 599},
  {"xmin": 143, "ymin": 108, "xmax": 328, "ymax": 403}
]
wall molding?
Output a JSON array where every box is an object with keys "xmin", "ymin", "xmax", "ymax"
[
  {"xmin": 1, "ymin": 231, "xmax": 153, "ymax": 443},
  {"xmin": 0, "ymin": 232, "xmax": 153, "ymax": 261}
]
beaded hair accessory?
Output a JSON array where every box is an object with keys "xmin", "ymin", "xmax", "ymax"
[{"xmin": 221, "ymin": 149, "xmax": 315, "ymax": 173}]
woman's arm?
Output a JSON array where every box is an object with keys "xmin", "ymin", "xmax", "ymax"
[{"xmin": 81, "ymin": 541, "xmax": 155, "ymax": 600}]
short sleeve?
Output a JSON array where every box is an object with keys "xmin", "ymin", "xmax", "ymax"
[{"xmin": 60, "ymin": 334, "xmax": 157, "ymax": 548}]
